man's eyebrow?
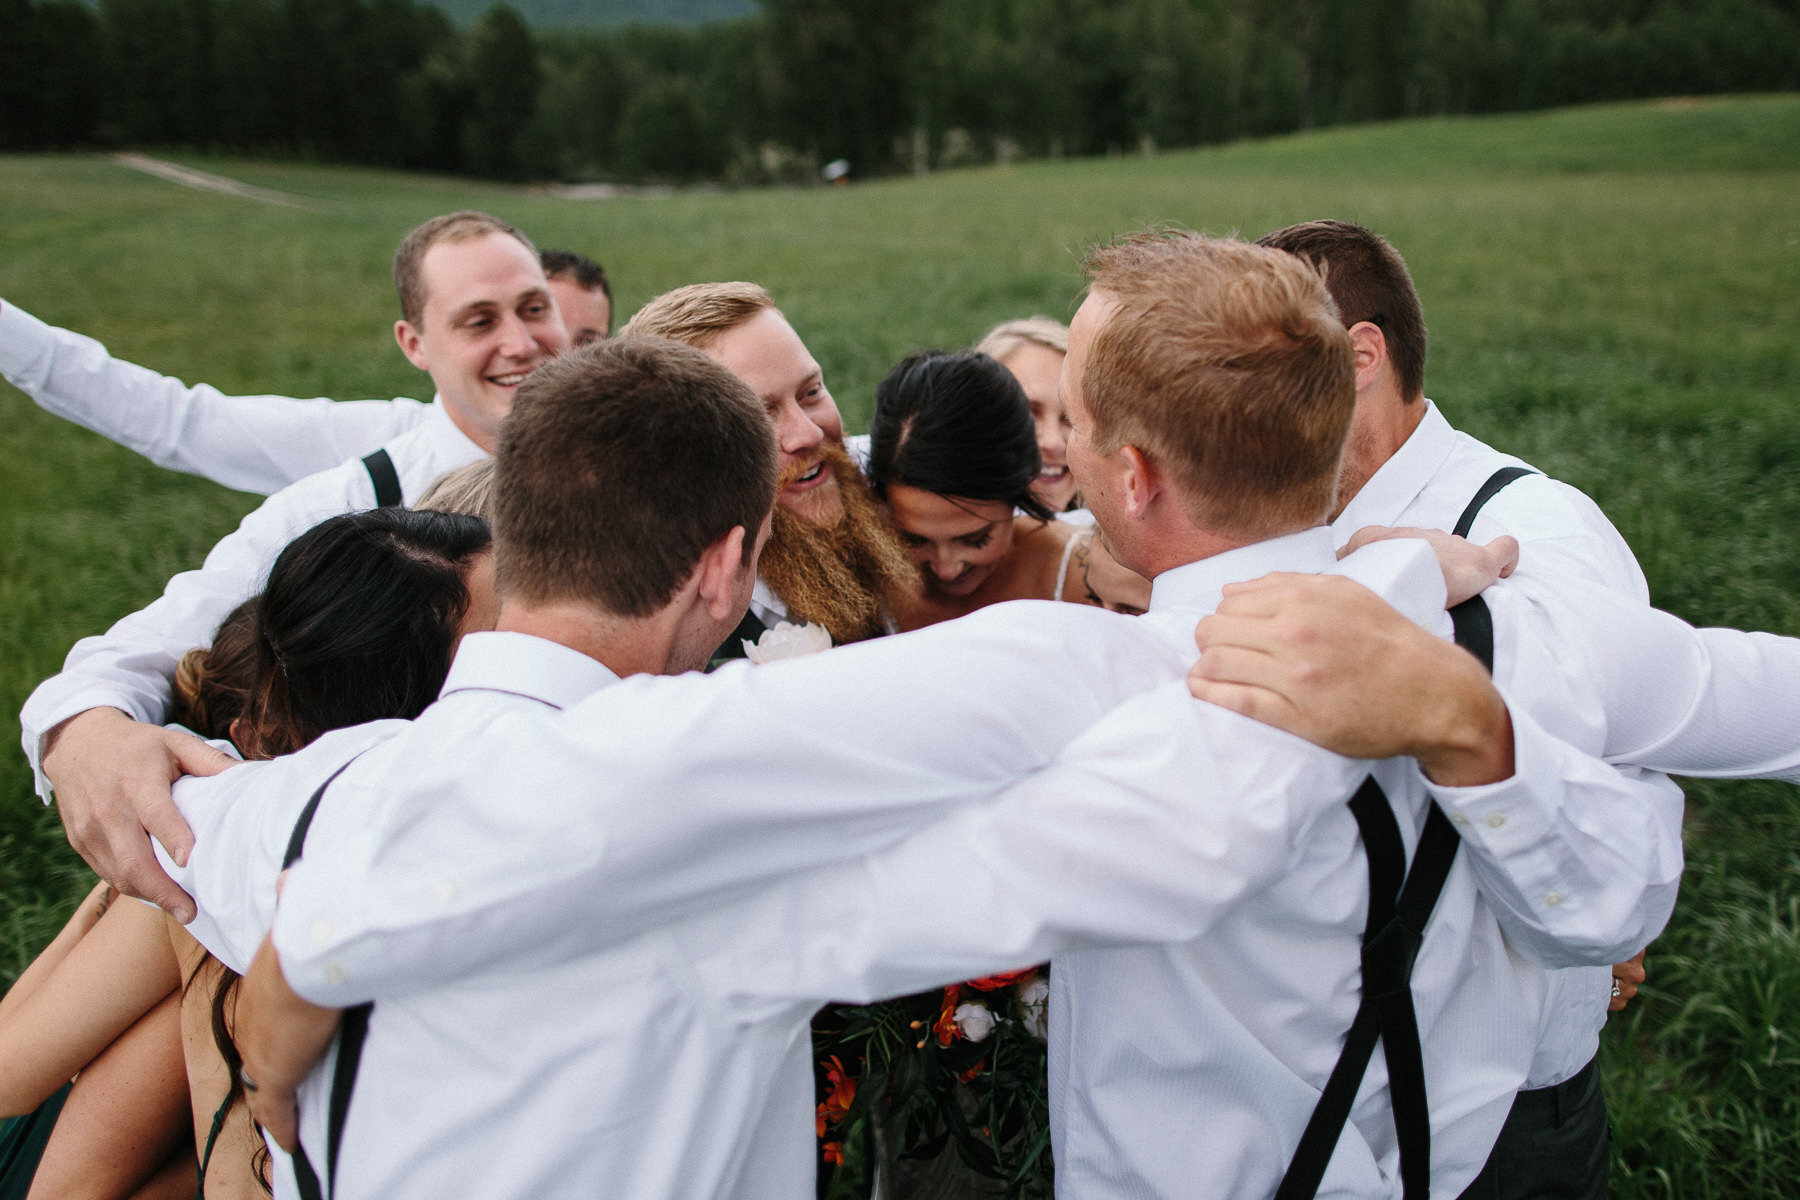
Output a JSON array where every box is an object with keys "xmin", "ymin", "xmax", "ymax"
[{"xmin": 447, "ymin": 297, "xmax": 500, "ymax": 321}]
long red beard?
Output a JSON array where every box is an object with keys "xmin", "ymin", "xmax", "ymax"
[{"xmin": 757, "ymin": 443, "xmax": 919, "ymax": 644}]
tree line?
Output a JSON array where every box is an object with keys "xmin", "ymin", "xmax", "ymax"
[{"xmin": 2, "ymin": 0, "xmax": 1797, "ymax": 182}]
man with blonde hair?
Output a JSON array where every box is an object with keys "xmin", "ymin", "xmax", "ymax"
[
  {"xmin": 239, "ymin": 232, "xmax": 1743, "ymax": 1197},
  {"xmin": 1187, "ymin": 218, "xmax": 1675, "ymax": 1200},
  {"xmin": 622, "ymin": 281, "xmax": 917, "ymax": 651}
]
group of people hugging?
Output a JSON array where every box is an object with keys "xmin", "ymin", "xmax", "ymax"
[{"xmin": 0, "ymin": 210, "xmax": 1796, "ymax": 1200}]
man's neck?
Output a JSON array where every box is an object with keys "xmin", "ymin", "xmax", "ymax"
[
  {"xmin": 439, "ymin": 391, "xmax": 500, "ymax": 455},
  {"xmin": 1132, "ymin": 526, "xmax": 1254, "ymax": 582},
  {"xmin": 1332, "ymin": 386, "xmax": 1427, "ymax": 519},
  {"xmin": 495, "ymin": 601, "xmax": 677, "ymax": 679}
]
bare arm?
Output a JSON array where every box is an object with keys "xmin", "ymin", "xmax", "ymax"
[
  {"xmin": 1188, "ymin": 572, "xmax": 1515, "ymax": 785},
  {"xmin": 236, "ymin": 935, "xmax": 340, "ymax": 1153},
  {"xmin": 1340, "ymin": 525, "xmax": 1519, "ymax": 608},
  {"xmin": 0, "ymin": 895, "xmax": 182, "ymax": 1117},
  {"xmin": 26, "ymin": 990, "xmax": 194, "ymax": 1199},
  {"xmin": 0, "ymin": 881, "xmax": 112, "ymax": 1026}
]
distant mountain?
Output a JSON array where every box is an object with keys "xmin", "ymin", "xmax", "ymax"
[{"xmin": 429, "ymin": 0, "xmax": 755, "ymax": 28}]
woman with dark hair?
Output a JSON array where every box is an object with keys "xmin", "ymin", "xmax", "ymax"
[
  {"xmin": 0, "ymin": 508, "xmax": 493, "ymax": 1200},
  {"xmin": 867, "ymin": 350, "xmax": 1087, "ymax": 629}
]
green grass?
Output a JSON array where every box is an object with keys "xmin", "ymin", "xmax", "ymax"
[{"xmin": 3, "ymin": 93, "xmax": 1798, "ymax": 1197}]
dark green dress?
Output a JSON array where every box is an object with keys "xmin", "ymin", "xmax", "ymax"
[{"xmin": 0, "ymin": 1083, "xmax": 72, "ymax": 1200}]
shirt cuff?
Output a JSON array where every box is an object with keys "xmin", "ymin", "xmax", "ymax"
[
  {"xmin": 21, "ymin": 682, "xmax": 163, "ymax": 793},
  {"xmin": 1427, "ymin": 706, "xmax": 1567, "ymax": 903}
]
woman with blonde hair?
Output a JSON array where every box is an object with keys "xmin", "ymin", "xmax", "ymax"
[{"xmin": 975, "ymin": 316, "xmax": 1080, "ymax": 514}]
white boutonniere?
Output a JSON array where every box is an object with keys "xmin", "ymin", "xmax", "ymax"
[{"xmin": 742, "ymin": 620, "xmax": 834, "ymax": 664}]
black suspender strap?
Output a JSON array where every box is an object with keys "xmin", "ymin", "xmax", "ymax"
[
  {"xmin": 1274, "ymin": 781, "xmax": 1458, "ymax": 1200},
  {"xmin": 1446, "ymin": 463, "xmax": 1529, "ymax": 674},
  {"xmin": 1276, "ymin": 480, "xmax": 1510, "ymax": 1199},
  {"xmin": 282, "ymin": 756, "xmax": 372, "ymax": 1200},
  {"xmin": 1451, "ymin": 466, "xmax": 1534, "ymax": 539},
  {"xmin": 361, "ymin": 448, "xmax": 403, "ymax": 509},
  {"xmin": 1448, "ymin": 595, "xmax": 1495, "ymax": 675}
]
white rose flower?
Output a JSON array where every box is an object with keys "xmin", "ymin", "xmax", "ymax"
[
  {"xmin": 953, "ymin": 1001, "xmax": 997, "ymax": 1043},
  {"xmin": 1017, "ymin": 976, "xmax": 1050, "ymax": 1041},
  {"xmin": 743, "ymin": 621, "xmax": 834, "ymax": 664}
]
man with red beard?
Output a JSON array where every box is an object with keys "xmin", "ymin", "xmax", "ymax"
[{"xmin": 620, "ymin": 283, "xmax": 918, "ymax": 653}]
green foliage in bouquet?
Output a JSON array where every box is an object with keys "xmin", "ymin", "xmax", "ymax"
[{"xmin": 818, "ymin": 969, "xmax": 1053, "ymax": 1199}]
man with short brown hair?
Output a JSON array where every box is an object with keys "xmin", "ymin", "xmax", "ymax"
[
  {"xmin": 492, "ymin": 339, "xmax": 775, "ymax": 617},
  {"xmin": 539, "ymin": 249, "xmax": 612, "ymax": 346},
  {"xmin": 1209, "ymin": 217, "xmax": 1667, "ymax": 1200},
  {"xmin": 1080, "ymin": 231, "xmax": 1354, "ymax": 539},
  {"xmin": 15, "ymin": 210, "xmax": 566, "ymax": 920},
  {"xmin": 157, "ymin": 335, "xmax": 784, "ymax": 1199}
]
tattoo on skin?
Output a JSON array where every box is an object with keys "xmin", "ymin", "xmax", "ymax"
[{"xmin": 1073, "ymin": 535, "xmax": 1101, "ymax": 606}]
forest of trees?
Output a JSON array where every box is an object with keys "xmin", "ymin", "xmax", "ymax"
[{"xmin": 2, "ymin": 0, "xmax": 1797, "ymax": 183}]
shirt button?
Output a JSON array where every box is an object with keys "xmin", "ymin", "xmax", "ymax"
[
  {"xmin": 323, "ymin": 963, "xmax": 349, "ymax": 986},
  {"xmin": 1545, "ymin": 892, "xmax": 1563, "ymax": 907},
  {"xmin": 1485, "ymin": 813, "xmax": 1507, "ymax": 829},
  {"xmin": 437, "ymin": 879, "xmax": 459, "ymax": 903},
  {"xmin": 309, "ymin": 916, "xmax": 334, "ymax": 948},
  {"xmin": 1450, "ymin": 811, "xmax": 1469, "ymax": 826}
]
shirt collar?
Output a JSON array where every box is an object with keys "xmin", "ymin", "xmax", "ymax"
[
  {"xmin": 439, "ymin": 631, "xmax": 619, "ymax": 710},
  {"xmin": 1148, "ymin": 526, "xmax": 1340, "ymax": 616},
  {"xmin": 1332, "ymin": 399, "xmax": 1454, "ymax": 538},
  {"xmin": 749, "ymin": 577, "xmax": 788, "ymax": 625},
  {"xmin": 423, "ymin": 393, "xmax": 489, "ymax": 463}
]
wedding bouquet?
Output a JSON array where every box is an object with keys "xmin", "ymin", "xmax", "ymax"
[{"xmin": 815, "ymin": 968, "xmax": 1053, "ymax": 1199}]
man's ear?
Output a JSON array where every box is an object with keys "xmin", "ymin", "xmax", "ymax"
[
  {"xmin": 694, "ymin": 525, "xmax": 751, "ymax": 622},
  {"xmin": 1347, "ymin": 321, "xmax": 1387, "ymax": 393},
  {"xmin": 395, "ymin": 319, "xmax": 430, "ymax": 372},
  {"xmin": 1116, "ymin": 444, "xmax": 1161, "ymax": 519}
]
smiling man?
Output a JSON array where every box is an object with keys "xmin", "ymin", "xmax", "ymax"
[
  {"xmin": 16, "ymin": 211, "xmax": 565, "ymax": 919},
  {"xmin": 620, "ymin": 282, "xmax": 918, "ymax": 651}
]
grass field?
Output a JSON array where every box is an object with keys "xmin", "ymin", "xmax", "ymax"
[{"xmin": 3, "ymin": 93, "xmax": 1798, "ymax": 1196}]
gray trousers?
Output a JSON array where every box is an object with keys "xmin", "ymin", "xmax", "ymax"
[{"xmin": 1458, "ymin": 1055, "xmax": 1610, "ymax": 1200}]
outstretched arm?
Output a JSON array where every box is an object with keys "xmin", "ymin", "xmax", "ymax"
[
  {"xmin": 1189, "ymin": 570, "xmax": 1800, "ymax": 781},
  {"xmin": 0, "ymin": 298, "xmax": 428, "ymax": 495},
  {"xmin": 270, "ymin": 604, "xmax": 1184, "ymax": 1003},
  {"xmin": 1186, "ymin": 570, "xmax": 1800, "ymax": 963}
]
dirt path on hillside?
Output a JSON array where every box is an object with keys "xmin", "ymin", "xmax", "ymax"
[{"xmin": 112, "ymin": 153, "xmax": 325, "ymax": 210}]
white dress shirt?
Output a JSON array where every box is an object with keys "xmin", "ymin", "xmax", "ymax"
[
  {"xmin": 665, "ymin": 533, "xmax": 1569, "ymax": 1199},
  {"xmin": 171, "ymin": 632, "xmax": 835, "ymax": 1200},
  {"xmin": 17, "ymin": 396, "xmax": 485, "ymax": 798},
  {"xmin": 1332, "ymin": 399, "xmax": 1661, "ymax": 1089},
  {"xmin": 267, "ymin": 531, "xmax": 1735, "ymax": 1198},
  {"xmin": 153, "ymin": 717, "xmax": 406, "ymax": 1200},
  {"xmin": 0, "ymin": 299, "xmax": 432, "ymax": 495}
]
